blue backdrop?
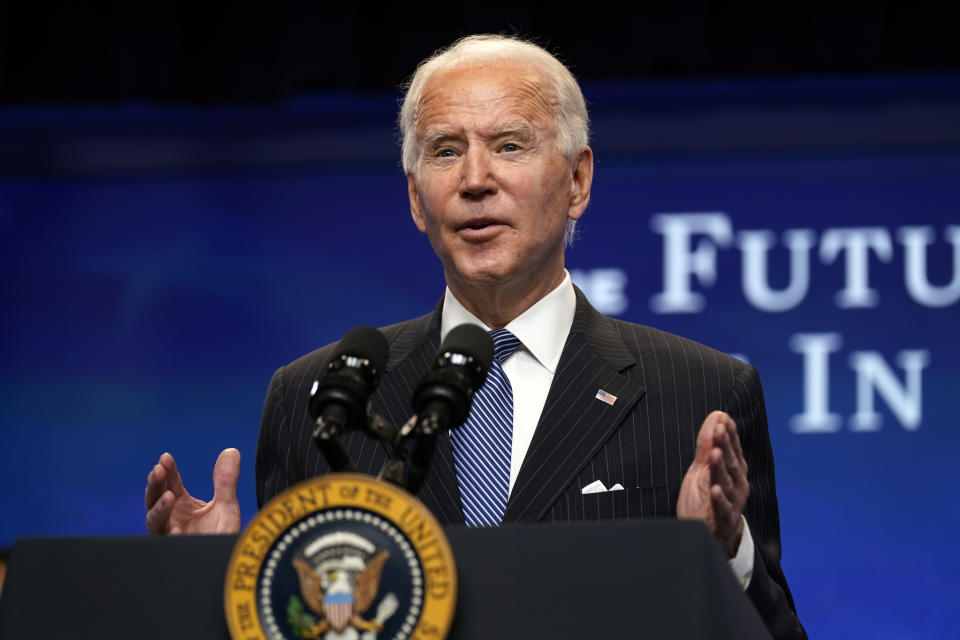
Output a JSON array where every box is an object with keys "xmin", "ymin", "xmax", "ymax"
[{"xmin": 2, "ymin": 75, "xmax": 958, "ymax": 638}]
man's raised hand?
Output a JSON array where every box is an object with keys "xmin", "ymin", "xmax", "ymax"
[
  {"xmin": 144, "ymin": 448, "xmax": 242, "ymax": 535},
  {"xmin": 676, "ymin": 411, "xmax": 750, "ymax": 556}
]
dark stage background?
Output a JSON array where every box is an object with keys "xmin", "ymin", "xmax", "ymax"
[{"xmin": 2, "ymin": 7, "xmax": 958, "ymax": 639}]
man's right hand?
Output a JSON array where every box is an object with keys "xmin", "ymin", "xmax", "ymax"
[{"xmin": 144, "ymin": 448, "xmax": 242, "ymax": 535}]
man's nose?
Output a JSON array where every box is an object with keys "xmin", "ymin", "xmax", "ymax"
[{"xmin": 459, "ymin": 146, "xmax": 497, "ymax": 199}]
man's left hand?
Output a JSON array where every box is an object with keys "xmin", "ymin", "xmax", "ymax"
[{"xmin": 676, "ymin": 410, "xmax": 750, "ymax": 556}]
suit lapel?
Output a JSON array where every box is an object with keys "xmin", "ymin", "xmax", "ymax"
[{"xmin": 504, "ymin": 289, "xmax": 646, "ymax": 522}]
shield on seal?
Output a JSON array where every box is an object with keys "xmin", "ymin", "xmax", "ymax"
[{"xmin": 324, "ymin": 592, "xmax": 354, "ymax": 632}]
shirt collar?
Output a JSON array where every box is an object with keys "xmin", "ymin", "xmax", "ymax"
[{"xmin": 440, "ymin": 271, "xmax": 576, "ymax": 374}]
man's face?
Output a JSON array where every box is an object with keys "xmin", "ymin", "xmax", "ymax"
[{"xmin": 407, "ymin": 62, "xmax": 592, "ymax": 297}]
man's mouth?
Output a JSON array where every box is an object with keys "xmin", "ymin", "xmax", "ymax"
[{"xmin": 460, "ymin": 218, "xmax": 502, "ymax": 231}]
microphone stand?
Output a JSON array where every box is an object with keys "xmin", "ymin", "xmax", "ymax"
[{"xmin": 312, "ymin": 408, "xmax": 426, "ymax": 493}]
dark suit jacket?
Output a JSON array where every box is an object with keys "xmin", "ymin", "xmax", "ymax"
[{"xmin": 256, "ymin": 288, "xmax": 807, "ymax": 639}]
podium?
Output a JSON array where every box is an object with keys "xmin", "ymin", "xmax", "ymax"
[{"xmin": 0, "ymin": 520, "xmax": 771, "ymax": 639}]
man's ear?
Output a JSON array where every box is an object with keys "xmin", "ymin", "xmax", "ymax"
[
  {"xmin": 407, "ymin": 172, "xmax": 428, "ymax": 233},
  {"xmin": 568, "ymin": 146, "xmax": 594, "ymax": 222}
]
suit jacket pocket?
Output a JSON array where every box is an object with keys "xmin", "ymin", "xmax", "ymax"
[{"xmin": 555, "ymin": 485, "xmax": 673, "ymax": 522}]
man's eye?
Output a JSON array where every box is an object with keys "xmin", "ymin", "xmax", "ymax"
[
  {"xmin": 500, "ymin": 143, "xmax": 520, "ymax": 152},
  {"xmin": 436, "ymin": 148, "xmax": 456, "ymax": 158}
]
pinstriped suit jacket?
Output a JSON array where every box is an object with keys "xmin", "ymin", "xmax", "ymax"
[{"xmin": 256, "ymin": 288, "xmax": 806, "ymax": 639}]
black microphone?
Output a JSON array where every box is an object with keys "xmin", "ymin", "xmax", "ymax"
[
  {"xmin": 308, "ymin": 325, "xmax": 389, "ymax": 471},
  {"xmin": 413, "ymin": 324, "xmax": 493, "ymax": 435},
  {"xmin": 404, "ymin": 324, "xmax": 492, "ymax": 492}
]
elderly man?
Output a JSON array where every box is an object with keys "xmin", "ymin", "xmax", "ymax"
[{"xmin": 145, "ymin": 35, "xmax": 806, "ymax": 639}]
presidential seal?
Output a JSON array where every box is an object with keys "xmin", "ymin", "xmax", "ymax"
[{"xmin": 225, "ymin": 474, "xmax": 457, "ymax": 640}]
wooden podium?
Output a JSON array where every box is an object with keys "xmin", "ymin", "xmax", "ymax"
[{"xmin": 0, "ymin": 519, "xmax": 770, "ymax": 639}]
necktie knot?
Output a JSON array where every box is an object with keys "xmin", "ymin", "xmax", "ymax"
[{"xmin": 489, "ymin": 329, "xmax": 522, "ymax": 364}]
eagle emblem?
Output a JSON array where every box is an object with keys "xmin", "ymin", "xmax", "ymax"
[{"xmin": 288, "ymin": 531, "xmax": 399, "ymax": 640}]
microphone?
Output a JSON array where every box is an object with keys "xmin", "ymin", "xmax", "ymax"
[
  {"xmin": 308, "ymin": 325, "xmax": 389, "ymax": 471},
  {"xmin": 413, "ymin": 324, "xmax": 493, "ymax": 435},
  {"xmin": 404, "ymin": 324, "xmax": 492, "ymax": 492}
]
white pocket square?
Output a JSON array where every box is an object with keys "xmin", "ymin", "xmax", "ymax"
[{"xmin": 581, "ymin": 480, "xmax": 625, "ymax": 495}]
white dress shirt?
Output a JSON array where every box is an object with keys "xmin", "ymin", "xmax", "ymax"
[{"xmin": 439, "ymin": 270, "xmax": 754, "ymax": 587}]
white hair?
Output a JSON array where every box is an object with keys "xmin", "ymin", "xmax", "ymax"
[{"xmin": 399, "ymin": 35, "xmax": 590, "ymax": 244}]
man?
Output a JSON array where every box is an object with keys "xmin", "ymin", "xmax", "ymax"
[{"xmin": 145, "ymin": 35, "xmax": 806, "ymax": 639}]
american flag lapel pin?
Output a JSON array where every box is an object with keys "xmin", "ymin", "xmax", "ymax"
[{"xmin": 595, "ymin": 389, "xmax": 617, "ymax": 406}]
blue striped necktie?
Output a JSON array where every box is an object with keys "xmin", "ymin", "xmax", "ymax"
[{"xmin": 450, "ymin": 328, "xmax": 522, "ymax": 527}]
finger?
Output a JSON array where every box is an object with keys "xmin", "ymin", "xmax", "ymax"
[
  {"xmin": 212, "ymin": 448, "xmax": 241, "ymax": 505},
  {"xmin": 707, "ymin": 411, "xmax": 733, "ymax": 454},
  {"xmin": 695, "ymin": 411, "xmax": 725, "ymax": 464},
  {"xmin": 711, "ymin": 483, "xmax": 735, "ymax": 515},
  {"xmin": 718, "ymin": 424, "xmax": 749, "ymax": 492},
  {"xmin": 709, "ymin": 447, "xmax": 735, "ymax": 497},
  {"xmin": 145, "ymin": 463, "xmax": 167, "ymax": 509},
  {"xmin": 717, "ymin": 427, "xmax": 741, "ymax": 477},
  {"xmin": 711, "ymin": 415, "xmax": 747, "ymax": 485},
  {"xmin": 159, "ymin": 452, "xmax": 186, "ymax": 497},
  {"xmin": 723, "ymin": 416, "xmax": 747, "ymax": 466},
  {"xmin": 710, "ymin": 485, "xmax": 739, "ymax": 550},
  {"xmin": 711, "ymin": 483, "xmax": 740, "ymax": 531},
  {"xmin": 145, "ymin": 490, "xmax": 174, "ymax": 534}
]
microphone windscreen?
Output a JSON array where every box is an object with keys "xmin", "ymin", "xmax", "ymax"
[
  {"xmin": 335, "ymin": 325, "xmax": 390, "ymax": 374},
  {"xmin": 441, "ymin": 324, "xmax": 494, "ymax": 370}
]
